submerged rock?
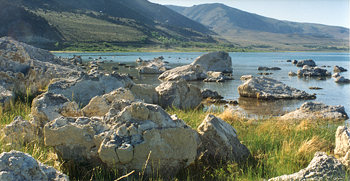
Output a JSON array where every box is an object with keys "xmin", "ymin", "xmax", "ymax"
[
  {"xmin": 258, "ymin": 66, "xmax": 281, "ymax": 71},
  {"xmin": 269, "ymin": 152, "xmax": 346, "ymax": 181},
  {"xmin": 238, "ymin": 76, "xmax": 316, "ymax": 100},
  {"xmin": 279, "ymin": 102, "xmax": 349, "ymax": 121},
  {"xmin": 0, "ymin": 150, "xmax": 69, "ymax": 181}
]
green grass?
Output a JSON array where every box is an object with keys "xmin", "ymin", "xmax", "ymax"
[{"xmin": 0, "ymin": 101, "xmax": 344, "ymax": 180}]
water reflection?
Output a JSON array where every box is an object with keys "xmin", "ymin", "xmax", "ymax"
[{"xmin": 235, "ymin": 97, "xmax": 307, "ymax": 117}]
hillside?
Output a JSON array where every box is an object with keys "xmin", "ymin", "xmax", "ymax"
[
  {"xmin": 167, "ymin": 3, "xmax": 349, "ymax": 51},
  {"xmin": 0, "ymin": 0, "xmax": 216, "ymax": 49}
]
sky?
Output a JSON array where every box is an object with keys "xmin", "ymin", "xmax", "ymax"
[{"xmin": 148, "ymin": 0, "xmax": 350, "ymax": 29}]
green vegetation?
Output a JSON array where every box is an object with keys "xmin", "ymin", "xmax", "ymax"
[{"xmin": 0, "ymin": 100, "xmax": 344, "ymax": 180}]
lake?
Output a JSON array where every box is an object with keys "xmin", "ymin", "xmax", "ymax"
[{"xmin": 54, "ymin": 52, "xmax": 350, "ymax": 120}]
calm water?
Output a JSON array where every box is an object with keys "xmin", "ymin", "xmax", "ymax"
[{"xmin": 54, "ymin": 52, "xmax": 350, "ymax": 120}]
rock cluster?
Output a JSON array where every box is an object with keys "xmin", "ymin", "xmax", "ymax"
[
  {"xmin": 136, "ymin": 57, "xmax": 171, "ymax": 74},
  {"xmin": 279, "ymin": 102, "xmax": 349, "ymax": 121},
  {"xmin": 0, "ymin": 37, "xmax": 83, "ymax": 103},
  {"xmin": 0, "ymin": 150, "xmax": 69, "ymax": 181},
  {"xmin": 238, "ymin": 76, "xmax": 316, "ymax": 100},
  {"xmin": 297, "ymin": 65, "xmax": 331, "ymax": 77},
  {"xmin": 296, "ymin": 59, "xmax": 316, "ymax": 67},
  {"xmin": 335, "ymin": 76, "xmax": 350, "ymax": 83},
  {"xmin": 269, "ymin": 152, "xmax": 346, "ymax": 181},
  {"xmin": 203, "ymin": 71, "xmax": 234, "ymax": 82}
]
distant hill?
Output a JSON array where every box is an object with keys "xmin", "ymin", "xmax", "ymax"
[
  {"xmin": 0, "ymin": 0, "xmax": 216, "ymax": 49},
  {"xmin": 0, "ymin": 0, "xmax": 64, "ymax": 47},
  {"xmin": 167, "ymin": 3, "xmax": 349, "ymax": 50}
]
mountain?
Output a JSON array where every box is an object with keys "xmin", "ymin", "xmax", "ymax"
[
  {"xmin": 167, "ymin": 3, "xmax": 349, "ymax": 50},
  {"xmin": 0, "ymin": 0, "xmax": 216, "ymax": 49}
]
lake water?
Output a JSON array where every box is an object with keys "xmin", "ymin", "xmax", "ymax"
[{"xmin": 54, "ymin": 52, "xmax": 350, "ymax": 120}]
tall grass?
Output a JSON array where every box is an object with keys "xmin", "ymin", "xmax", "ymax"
[{"xmin": 0, "ymin": 101, "xmax": 343, "ymax": 180}]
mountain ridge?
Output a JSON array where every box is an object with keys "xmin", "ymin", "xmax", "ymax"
[{"xmin": 167, "ymin": 3, "xmax": 349, "ymax": 49}]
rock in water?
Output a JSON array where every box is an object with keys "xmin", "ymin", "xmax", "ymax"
[
  {"xmin": 158, "ymin": 64, "xmax": 207, "ymax": 81},
  {"xmin": 191, "ymin": 51, "xmax": 232, "ymax": 73},
  {"xmin": 237, "ymin": 76, "xmax": 316, "ymax": 100},
  {"xmin": 158, "ymin": 51, "xmax": 232, "ymax": 81},
  {"xmin": 44, "ymin": 100, "xmax": 197, "ymax": 177},
  {"xmin": 269, "ymin": 152, "xmax": 346, "ymax": 181},
  {"xmin": 296, "ymin": 59, "xmax": 316, "ymax": 67},
  {"xmin": 155, "ymin": 79, "xmax": 203, "ymax": 109},
  {"xmin": 0, "ymin": 150, "xmax": 69, "ymax": 181},
  {"xmin": 197, "ymin": 114, "xmax": 250, "ymax": 163},
  {"xmin": 335, "ymin": 76, "xmax": 350, "ymax": 83},
  {"xmin": 279, "ymin": 102, "xmax": 349, "ymax": 121},
  {"xmin": 297, "ymin": 66, "xmax": 331, "ymax": 77},
  {"xmin": 334, "ymin": 65, "xmax": 348, "ymax": 72}
]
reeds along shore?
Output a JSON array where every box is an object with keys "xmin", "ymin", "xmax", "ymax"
[{"xmin": 0, "ymin": 101, "xmax": 343, "ymax": 180}]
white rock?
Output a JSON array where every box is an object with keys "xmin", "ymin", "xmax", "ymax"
[
  {"xmin": 197, "ymin": 114, "xmax": 250, "ymax": 163},
  {"xmin": 0, "ymin": 150, "xmax": 69, "ymax": 181},
  {"xmin": 279, "ymin": 102, "xmax": 349, "ymax": 121},
  {"xmin": 269, "ymin": 152, "xmax": 345, "ymax": 181},
  {"xmin": 238, "ymin": 76, "xmax": 316, "ymax": 100},
  {"xmin": 156, "ymin": 79, "xmax": 203, "ymax": 109}
]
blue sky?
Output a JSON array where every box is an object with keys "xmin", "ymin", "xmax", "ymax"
[{"xmin": 149, "ymin": 0, "xmax": 350, "ymax": 28}]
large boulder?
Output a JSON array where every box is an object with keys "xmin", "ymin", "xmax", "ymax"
[
  {"xmin": 158, "ymin": 51, "xmax": 232, "ymax": 81},
  {"xmin": 137, "ymin": 58, "xmax": 171, "ymax": 74},
  {"xmin": 0, "ymin": 37, "xmax": 83, "ymax": 102},
  {"xmin": 44, "ymin": 100, "xmax": 197, "ymax": 177},
  {"xmin": 31, "ymin": 92, "xmax": 83, "ymax": 128},
  {"xmin": 129, "ymin": 84, "xmax": 159, "ymax": 104},
  {"xmin": 0, "ymin": 85, "xmax": 13, "ymax": 104},
  {"xmin": 297, "ymin": 66, "xmax": 331, "ymax": 77},
  {"xmin": 158, "ymin": 64, "xmax": 207, "ymax": 81},
  {"xmin": 335, "ymin": 126, "xmax": 350, "ymax": 167},
  {"xmin": 238, "ymin": 76, "xmax": 316, "ymax": 100},
  {"xmin": 279, "ymin": 102, "xmax": 349, "ymax": 121},
  {"xmin": 334, "ymin": 65, "xmax": 348, "ymax": 72},
  {"xmin": 81, "ymin": 87, "xmax": 135, "ymax": 117},
  {"xmin": 47, "ymin": 70, "xmax": 134, "ymax": 106},
  {"xmin": 0, "ymin": 150, "xmax": 69, "ymax": 181},
  {"xmin": 296, "ymin": 59, "xmax": 316, "ymax": 67},
  {"xmin": 269, "ymin": 152, "xmax": 346, "ymax": 181},
  {"xmin": 197, "ymin": 114, "xmax": 250, "ymax": 163},
  {"xmin": 0, "ymin": 116, "xmax": 37, "ymax": 145},
  {"xmin": 155, "ymin": 79, "xmax": 203, "ymax": 109},
  {"xmin": 191, "ymin": 51, "xmax": 232, "ymax": 73}
]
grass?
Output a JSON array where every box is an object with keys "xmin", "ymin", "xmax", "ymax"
[{"xmin": 0, "ymin": 101, "xmax": 344, "ymax": 180}]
